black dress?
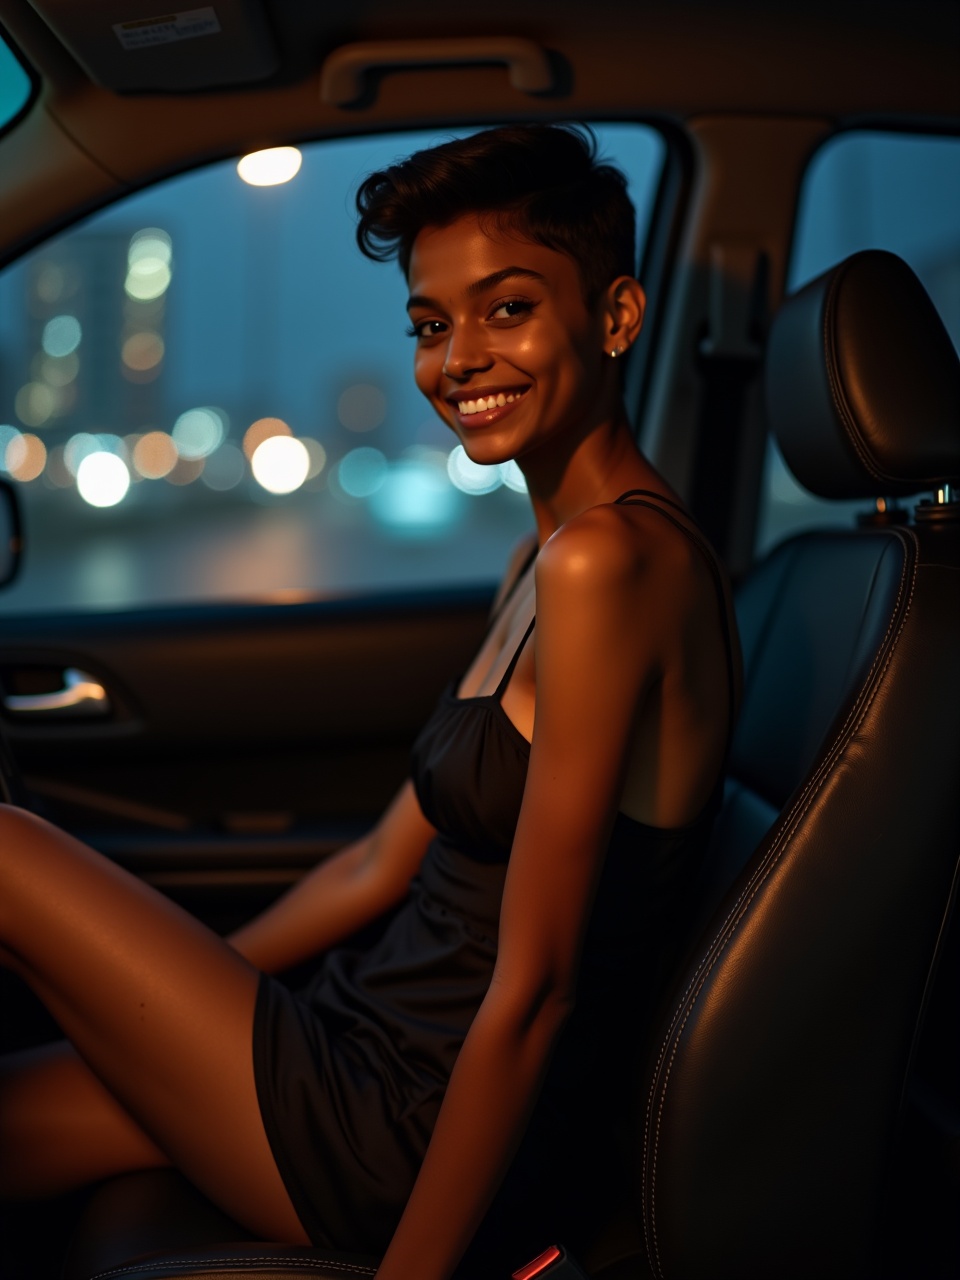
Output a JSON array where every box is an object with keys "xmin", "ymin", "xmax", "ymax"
[{"xmin": 252, "ymin": 491, "xmax": 735, "ymax": 1262}]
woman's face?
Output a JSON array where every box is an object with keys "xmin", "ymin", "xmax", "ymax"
[{"xmin": 406, "ymin": 214, "xmax": 614, "ymax": 469}]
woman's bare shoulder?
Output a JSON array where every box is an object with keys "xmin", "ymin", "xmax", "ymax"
[{"xmin": 537, "ymin": 498, "xmax": 700, "ymax": 604}]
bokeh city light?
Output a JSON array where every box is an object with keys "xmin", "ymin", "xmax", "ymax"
[
  {"xmin": 447, "ymin": 445, "xmax": 503, "ymax": 496},
  {"xmin": 237, "ymin": 147, "xmax": 303, "ymax": 187},
  {"xmin": 76, "ymin": 451, "xmax": 130, "ymax": 507},
  {"xmin": 251, "ymin": 435, "xmax": 310, "ymax": 494},
  {"xmin": 336, "ymin": 447, "xmax": 387, "ymax": 498}
]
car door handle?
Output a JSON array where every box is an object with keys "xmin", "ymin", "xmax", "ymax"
[{"xmin": 2, "ymin": 668, "xmax": 111, "ymax": 718}]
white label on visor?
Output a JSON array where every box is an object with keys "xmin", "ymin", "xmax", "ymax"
[{"xmin": 113, "ymin": 7, "xmax": 221, "ymax": 51}]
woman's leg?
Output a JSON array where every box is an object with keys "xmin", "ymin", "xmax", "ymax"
[
  {"xmin": 0, "ymin": 1040, "xmax": 168, "ymax": 1198},
  {"xmin": 0, "ymin": 804, "xmax": 310, "ymax": 1243}
]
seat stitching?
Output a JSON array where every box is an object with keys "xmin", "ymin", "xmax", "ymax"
[
  {"xmin": 84, "ymin": 1256, "xmax": 377, "ymax": 1280},
  {"xmin": 642, "ymin": 527, "xmax": 917, "ymax": 1278},
  {"xmin": 646, "ymin": 527, "xmax": 916, "ymax": 1277},
  {"xmin": 822, "ymin": 266, "xmax": 890, "ymax": 487},
  {"xmin": 837, "ymin": 539, "xmax": 895, "ymax": 694}
]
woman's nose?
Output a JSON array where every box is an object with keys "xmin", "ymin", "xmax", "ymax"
[{"xmin": 442, "ymin": 326, "xmax": 492, "ymax": 380}]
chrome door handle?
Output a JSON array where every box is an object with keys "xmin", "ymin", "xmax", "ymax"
[{"xmin": 2, "ymin": 668, "xmax": 111, "ymax": 718}]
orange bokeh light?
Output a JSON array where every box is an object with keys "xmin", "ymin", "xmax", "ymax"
[{"xmin": 243, "ymin": 416, "xmax": 291, "ymax": 461}]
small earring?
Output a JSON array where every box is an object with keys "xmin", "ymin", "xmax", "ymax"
[{"xmin": 609, "ymin": 345, "xmax": 625, "ymax": 359}]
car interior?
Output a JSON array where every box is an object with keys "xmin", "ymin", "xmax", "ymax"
[{"xmin": 0, "ymin": 2, "xmax": 957, "ymax": 1278}]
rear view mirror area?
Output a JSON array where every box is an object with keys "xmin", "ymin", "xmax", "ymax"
[{"xmin": 0, "ymin": 479, "xmax": 23, "ymax": 588}]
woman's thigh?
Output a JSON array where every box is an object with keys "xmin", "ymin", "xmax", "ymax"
[{"xmin": 0, "ymin": 805, "xmax": 309, "ymax": 1243}]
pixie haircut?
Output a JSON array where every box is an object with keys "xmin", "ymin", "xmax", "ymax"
[{"xmin": 355, "ymin": 125, "xmax": 637, "ymax": 305}]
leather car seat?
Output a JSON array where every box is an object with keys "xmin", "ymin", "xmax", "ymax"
[{"xmin": 55, "ymin": 249, "xmax": 960, "ymax": 1279}]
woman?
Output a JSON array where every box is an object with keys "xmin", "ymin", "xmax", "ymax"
[{"xmin": 0, "ymin": 126, "xmax": 739, "ymax": 1279}]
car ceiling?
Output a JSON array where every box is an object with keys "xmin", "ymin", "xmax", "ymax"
[{"xmin": 0, "ymin": 0, "xmax": 958, "ymax": 267}]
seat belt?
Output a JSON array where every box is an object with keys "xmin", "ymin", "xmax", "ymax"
[{"xmin": 690, "ymin": 243, "xmax": 768, "ymax": 560}]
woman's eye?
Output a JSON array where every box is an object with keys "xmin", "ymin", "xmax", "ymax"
[
  {"xmin": 406, "ymin": 319, "xmax": 446, "ymax": 340},
  {"xmin": 490, "ymin": 299, "xmax": 533, "ymax": 322}
]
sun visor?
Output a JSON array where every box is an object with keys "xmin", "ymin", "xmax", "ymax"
[{"xmin": 26, "ymin": 0, "xmax": 278, "ymax": 91}]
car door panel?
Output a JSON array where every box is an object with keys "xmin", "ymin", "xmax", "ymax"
[{"xmin": 0, "ymin": 589, "xmax": 491, "ymax": 911}]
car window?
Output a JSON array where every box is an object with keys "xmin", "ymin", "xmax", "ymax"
[
  {"xmin": 0, "ymin": 27, "xmax": 33, "ymax": 136},
  {"xmin": 0, "ymin": 123, "xmax": 664, "ymax": 614},
  {"xmin": 756, "ymin": 131, "xmax": 960, "ymax": 555}
]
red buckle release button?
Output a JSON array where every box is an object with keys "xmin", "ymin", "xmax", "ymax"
[{"xmin": 512, "ymin": 1244, "xmax": 563, "ymax": 1280}]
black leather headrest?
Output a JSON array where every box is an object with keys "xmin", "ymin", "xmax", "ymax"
[{"xmin": 765, "ymin": 249, "xmax": 960, "ymax": 499}]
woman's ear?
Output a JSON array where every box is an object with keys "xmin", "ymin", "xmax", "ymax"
[{"xmin": 600, "ymin": 276, "xmax": 645, "ymax": 358}]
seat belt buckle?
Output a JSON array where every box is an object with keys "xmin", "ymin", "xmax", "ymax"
[{"xmin": 512, "ymin": 1243, "xmax": 591, "ymax": 1279}]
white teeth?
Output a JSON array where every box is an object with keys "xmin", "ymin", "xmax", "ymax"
[{"xmin": 457, "ymin": 390, "xmax": 525, "ymax": 415}]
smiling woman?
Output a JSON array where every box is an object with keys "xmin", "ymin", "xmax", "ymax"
[
  {"xmin": 234, "ymin": 125, "xmax": 740, "ymax": 1278},
  {"xmin": 405, "ymin": 218, "xmax": 643, "ymax": 475},
  {"xmin": 0, "ymin": 123, "xmax": 739, "ymax": 1280}
]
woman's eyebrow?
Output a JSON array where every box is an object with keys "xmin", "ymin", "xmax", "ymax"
[{"xmin": 406, "ymin": 266, "xmax": 547, "ymax": 312}]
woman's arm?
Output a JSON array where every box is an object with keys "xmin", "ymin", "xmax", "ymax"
[
  {"xmin": 376, "ymin": 512, "xmax": 667, "ymax": 1280},
  {"xmin": 227, "ymin": 780, "xmax": 436, "ymax": 974}
]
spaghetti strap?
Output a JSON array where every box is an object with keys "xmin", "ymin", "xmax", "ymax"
[
  {"xmin": 493, "ymin": 615, "xmax": 536, "ymax": 702},
  {"xmin": 481, "ymin": 539, "xmax": 537, "ymax": 704},
  {"xmin": 613, "ymin": 488, "xmax": 697, "ymax": 523},
  {"xmin": 614, "ymin": 490, "xmax": 738, "ymax": 754},
  {"xmin": 485, "ymin": 540, "xmax": 538, "ymax": 637}
]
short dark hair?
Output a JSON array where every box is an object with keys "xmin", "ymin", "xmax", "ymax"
[{"xmin": 355, "ymin": 124, "xmax": 636, "ymax": 305}]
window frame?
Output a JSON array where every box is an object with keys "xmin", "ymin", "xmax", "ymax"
[{"xmin": 0, "ymin": 115, "xmax": 679, "ymax": 618}]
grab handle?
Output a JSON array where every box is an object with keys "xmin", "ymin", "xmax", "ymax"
[
  {"xmin": 320, "ymin": 37, "xmax": 554, "ymax": 106},
  {"xmin": 2, "ymin": 668, "xmax": 111, "ymax": 718}
]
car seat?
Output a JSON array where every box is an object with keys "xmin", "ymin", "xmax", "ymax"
[{"xmin": 48, "ymin": 249, "xmax": 960, "ymax": 1279}]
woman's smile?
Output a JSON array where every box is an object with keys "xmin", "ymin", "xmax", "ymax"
[
  {"xmin": 406, "ymin": 214, "xmax": 611, "ymax": 468},
  {"xmin": 447, "ymin": 386, "xmax": 531, "ymax": 428}
]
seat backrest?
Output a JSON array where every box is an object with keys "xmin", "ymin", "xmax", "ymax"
[{"xmin": 639, "ymin": 251, "xmax": 960, "ymax": 1280}]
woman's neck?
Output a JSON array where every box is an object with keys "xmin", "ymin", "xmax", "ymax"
[{"xmin": 521, "ymin": 409, "xmax": 661, "ymax": 543}]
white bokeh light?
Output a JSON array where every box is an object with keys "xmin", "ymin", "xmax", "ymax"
[
  {"xmin": 447, "ymin": 445, "xmax": 503, "ymax": 496},
  {"xmin": 251, "ymin": 435, "xmax": 310, "ymax": 494},
  {"xmin": 128, "ymin": 228, "xmax": 172, "ymax": 266},
  {"xmin": 76, "ymin": 451, "xmax": 131, "ymax": 508},
  {"xmin": 125, "ymin": 229, "xmax": 172, "ymax": 301},
  {"xmin": 125, "ymin": 261, "xmax": 171, "ymax": 301},
  {"xmin": 499, "ymin": 459, "xmax": 528, "ymax": 493},
  {"xmin": 172, "ymin": 407, "xmax": 225, "ymax": 459},
  {"xmin": 237, "ymin": 147, "xmax": 303, "ymax": 187}
]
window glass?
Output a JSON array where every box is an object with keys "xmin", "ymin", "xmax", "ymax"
[
  {"xmin": 756, "ymin": 132, "xmax": 960, "ymax": 555},
  {"xmin": 0, "ymin": 124, "xmax": 664, "ymax": 613},
  {"xmin": 0, "ymin": 29, "xmax": 32, "ymax": 133}
]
